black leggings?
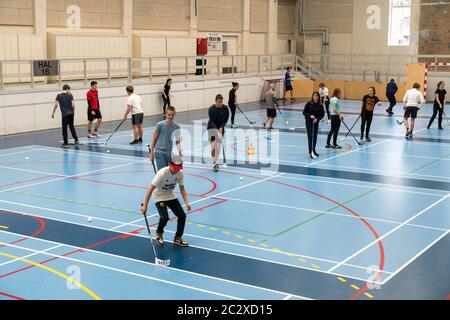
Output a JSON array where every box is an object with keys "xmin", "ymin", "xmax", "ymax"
[
  {"xmin": 387, "ymin": 94, "xmax": 396, "ymax": 111},
  {"xmin": 327, "ymin": 115, "xmax": 341, "ymax": 146},
  {"xmin": 321, "ymin": 97, "xmax": 330, "ymax": 120},
  {"xmin": 61, "ymin": 113, "xmax": 78, "ymax": 144},
  {"xmin": 162, "ymin": 95, "xmax": 170, "ymax": 114},
  {"xmin": 428, "ymin": 104, "xmax": 444, "ymax": 128},
  {"xmin": 361, "ymin": 109, "xmax": 374, "ymax": 138},
  {"xmin": 229, "ymin": 103, "xmax": 237, "ymax": 125},
  {"xmin": 306, "ymin": 120, "xmax": 319, "ymax": 153},
  {"xmin": 155, "ymin": 199, "xmax": 186, "ymax": 238}
]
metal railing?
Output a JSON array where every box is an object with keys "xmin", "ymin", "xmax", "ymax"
[
  {"xmin": 300, "ymin": 54, "xmax": 450, "ymax": 82},
  {"xmin": 0, "ymin": 54, "xmax": 298, "ymax": 91}
]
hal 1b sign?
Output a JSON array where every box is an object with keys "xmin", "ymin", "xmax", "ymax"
[{"xmin": 33, "ymin": 60, "xmax": 59, "ymax": 76}]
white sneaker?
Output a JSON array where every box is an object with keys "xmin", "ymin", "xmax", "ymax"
[
  {"xmin": 327, "ymin": 119, "xmax": 331, "ymax": 124},
  {"xmin": 87, "ymin": 133, "xmax": 95, "ymax": 138},
  {"xmin": 310, "ymin": 152, "xmax": 317, "ymax": 160}
]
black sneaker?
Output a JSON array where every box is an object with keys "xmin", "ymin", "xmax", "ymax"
[
  {"xmin": 213, "ymin": 163, "xmax": 219, "ymax": 172},
  {"xmin": 333, "ymin": 145, "xmax": 342, "ymax": 149},
  {"xmin": 313, "ymin": 151, "xmax": 319, "ymax": 157},
  {"xmin": 360, "ymin": 135, "xmax": 364, "ymax": 141},
  {"xmin": 138, "ymin": 138, "xmax": 143, "ymax": 143},
  {"xmin": 365, "ymin": 137, "xmax": 371, "ymax": 142},
  {"xmin": 61, "ymin": 143, "xmax": 70, "ymax": 148},
  {"xmin": 439, "ymin": 127, "xmax": 443, "ymax": 130},
  {"xmin": 129, "ymin": 140, "xmax": 139, "ymax": 145},
  {"xmin": 325, "ymin": 144, "xmax": 333, "ymax": 148},
  {"xmin": 174, "ymin": 236, "xmax": 188, "ymax": 247},
  {"xmin": 155, "ymin": 232, "xmax": 164, "ymax": 245},
  {"xmin": 74, "ymin": 140, "xmax": 81, "ymax": 145},
  {"xmin": 427, "ymin": 125, "xmax": 431, "ymax": 129}
]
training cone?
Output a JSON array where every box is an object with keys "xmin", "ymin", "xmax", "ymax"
[{"xmin": 247, "ymin": 143, "xmax": 255, "ymax": 155}]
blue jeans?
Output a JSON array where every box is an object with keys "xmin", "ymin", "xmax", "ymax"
[{"xmin": 154, "ymin": 152, "xmax": 171, "ymax": 171}]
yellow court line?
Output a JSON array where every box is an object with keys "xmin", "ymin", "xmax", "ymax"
[
  {"xmin": 351, "ymin": 284, "xmax": 361, "ymax": 291},
  {"xmin": 364, "ymin": 293, "xmax": 374, "ymax": 299},
  {"xmin": 0, "ymin": 251, "xmax": 101, "ymax": 300},
  {"xmin": 0, "ymin": 226, "xmax": 9, "ymax": 229},
  {"xmin": 337, "ymin": 277, "xmax": 347, "ymax": 283}
]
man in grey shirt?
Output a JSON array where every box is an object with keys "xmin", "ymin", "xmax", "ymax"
[{"xmin": 149, "ymin": 106, "xmax": 182, "ymax": 170}]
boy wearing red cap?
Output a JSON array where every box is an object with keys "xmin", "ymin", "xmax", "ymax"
[{"xmin": 141, "ymin": 154, "xmax": 191, "ymax": 247}]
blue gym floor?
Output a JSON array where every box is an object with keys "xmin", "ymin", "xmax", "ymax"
[{"xmin": 0, "ymin": 99, "xmax": 449, "ymax": 300}]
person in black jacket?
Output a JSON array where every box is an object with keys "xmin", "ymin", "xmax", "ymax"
[
  {"xmin": 427, "ymin": 81, "xmax": 447, "ymax": 130},
  {"xmin": 207, "ymin": 94, "xmax": 230, "ymax": 172},
  {"xmin": 303, "ymin": 92, "xmax": 325, "ymax": 159},
  {"xmin": 228, "ymin": 82, "xmax": 239, "ymax": 128},
  {"xmin": 162, "ymin": 78, "xmax": 172, "ymax": 119},
  {"xmin": 385, "ymin": 79, "xmax": 398, "ymax": 115}
]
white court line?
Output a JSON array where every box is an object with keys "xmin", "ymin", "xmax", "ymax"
[
  {"xmin": 0, "ymin": 244, "xmax": 63, "ymax": 267},
  {"xmin": 0, "ymin": 235, "xmax": 311, "ymax": 300},
  {"xmin": 283, "ymin": 295, "xmax": 293, "ymax": 300},
  {"xmin": 0, "ymin": 206, "xmax": 378, "ymax": 283},
  {"xmin": 0, "ymin": 240, "xmax": 242, "ymax": 300},
  {"xmin": 312, "ymin": 162, "xmax": 450, "ymax": 182},
  {"xmin": 217, "ymin": 196, "xmax": 449, "ymax": 232},
  {"xmin": 0, "ymin": 147, "xmax": 43, "ymax": 158},
  {"xmin": 380, "ymin": 229, "xmax": 450, "ymax": 285},
  {"xmin": 355, "ymin": 149, "xmax": 450, "ymax": 161},
  {"xmin": 0, "ymin": 165, "xmax": 67, "ymax": 178},
  {"xmin": 327, "ymin": 193, "xmax": 450, "ymax": 275},
  {"xmin": 0, "ymin": 158, "xmax": 149, "ymax": 194}
]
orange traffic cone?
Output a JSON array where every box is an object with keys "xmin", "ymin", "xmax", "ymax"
[{"xmin": 247, "ymin": 143, "xmax": 255, "ymax": 155}]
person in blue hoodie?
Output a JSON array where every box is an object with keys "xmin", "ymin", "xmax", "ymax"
[{"xmin": 385, "ymin": 79, "xmax": 398, "ymax": 115}]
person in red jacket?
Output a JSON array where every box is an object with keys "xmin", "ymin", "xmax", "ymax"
[{"xmin": 86, "ymin": 81, "xmax": 102, "ymax": 138}]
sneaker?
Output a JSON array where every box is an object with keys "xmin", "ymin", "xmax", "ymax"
[
  {"xmin": 313, "ymin": 151, "xmax": 319, "ymax": 157},
  {"xmin": 61, "ymin": 143, "xmax": 70, "ymax": 148},
  {"xmin": 88, "ymin": 133, "xmax": 95, "ymax": 138},
  {"xmin": 327, "ymin": 119, "xmax": 331, "ymax": 124},
  {"xmin": 439, "ymin": 127, "xmax": 443, "ymax": 130},
  {"xmin": 333, "ymin": 145, "xmax": 342, "ymax": 149},
  {"xmin": 74, "ymin": 140, "xmax": 81, "ymax": 145},
  {"xmin": 360, "ymin": 135, "xmax": 364, "ymax": 141},
  {"xmin": 262, "ymin": 122, "xmax": 266, "ymax": 129},
  {"xmin": 427, "ymin": 125, "xmax": 431, "ymax": 129},
  {"xmin": 365, "ymin": 137, "xmax": 371, "ymax": 142},
  {"xmin": 231, "ymin": 124, "xmax": 238, "ymax": 129},
  {"xmin": 129, "ymin": 140, "xmax": 139, "ymax": 145},
  {"xmin": 138, "ymin": 137, "xmax": 143, "ymax": 144},
  {"xmin": 213, "ymin": 163, "xmax": 219, "ymax": 172},
  {"xmin": 155, "ymin": 232, "xmax": 164, "ymax": 245},
  {"xmin": 325, "ymin": 144, "xmax": 333, "ymax": 148},
  {"xmin": 174, "ymin": 236, "xmax": 188, "ymax": 247},
  {"xmin": 93, "ymin": 132, "xmax": 101, "ymax": 138},
  {"xmin": 310, "ymin": 152, "xmax": 317, "ymax": 160}
]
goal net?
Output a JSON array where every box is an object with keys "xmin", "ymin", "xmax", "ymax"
[{"xmin": 260, "ymin": 78, "xmax": 285, "ymax": 101}]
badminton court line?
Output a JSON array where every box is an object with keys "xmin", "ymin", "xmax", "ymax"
[
  {"xmin": 327, "ymin": 194, "xmax": 449, "ymax": 278},
  {"xmin": 0, "ymin": 234, "xmax": 312, "ymax": 300},
  {"xmin": 0, "ymin": 206, "xmax": 377, "ymax": 283},
  {"xmin": 380, "ymin": 229, "xmax": 450, "ymax": 285}
]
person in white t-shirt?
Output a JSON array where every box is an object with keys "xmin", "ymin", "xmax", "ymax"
[
  {"xmin": 402, "ymin": 82, "xmax": 425, "ymax": 139},
  {"xmin": 318, "ymin": 83, "xmax": 330, "ymax": 123},
  {"xmin": 141, "ymin": 154, "xmax": 191, "ymax": 247},
  {"xmin": 123, "ymin": 85, "xmax": 144, "ymax": 144}
]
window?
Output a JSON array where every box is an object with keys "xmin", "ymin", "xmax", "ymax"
[{"xmin": 388, "ymin": 0, "xmax": 411, "ymax": 46}]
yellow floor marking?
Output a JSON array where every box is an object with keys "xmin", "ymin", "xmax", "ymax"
[
  {"xmin": 311, "ymin": 264, "xmax": 320, "ymax": 269},
  {"xmin": 364, "ymin": 293, "xmax": 374, "ymax": 299},
  {"xmin": 351, "ymin": 284, "xmax": 360, "ymax": 290},
  {"xmin": 260, "ymin": 243, "xmax": 269, "ymax": 247},
  {"xmin": 209, "ymin": 228, "xmax": 218, "ymax": 231},
  {"xmin": 337, "ymin": 277, "xmax": 347, "ymax": 283},
  {"xmin": 234, "ymin": 235, "xmax": 243, "ymax": 239},
  {"xmin": 222, "ymin": 231, "xmax": 231, "ymax": 235},
  {"xmin": 247, "ymin": 239, "xmax": 256, "ymax": 243},
  {"xmin": 272, "ymin": 248, "xmax": 281, "ymax": 252},
  {"xmin": 197, "ymin": 224, "xmax": 205, "ymax": 228},
  {"xmin": 297, "ymin": 258, "xmax": 306, "ymax": 263},
  {"xmin": 0, "ymin": 251, "xmax": 101, "ymax": 300},
  {"xmin": 0, "ymin": 226, "xmax": 9, "ymax": 229}
]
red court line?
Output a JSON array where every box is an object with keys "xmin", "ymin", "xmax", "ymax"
[
  {"xmin": 0, "ymin": 175, "xmax": 58, "ymax": 189},
  {"xmin": 72, "ymin": 170, "xmax": 217, "ymax": 198},
  {"xmin": 0, "ymin": 162, "xmax": 128, "ymax": 165},
  {"xmin": 0, "ymin": 199, "xmax": 226, "ymax": 281},
  {"xmin": 0, "ymin": 292, "xmax": 26, "ymax": 300},
  {"xmin": 187, "ymin": 166, "xmax": 385, "ymax": 300}
]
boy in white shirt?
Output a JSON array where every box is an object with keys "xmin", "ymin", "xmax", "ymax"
[
  {"xmin": 123, "ymin": 85, "xmax": 144, "ymax": 144},
  {"xmin": 141, "ymin": 154, "xmax": 191, "ymax": 247},
  {"xmin": 403, "ymin": 83, "xmax": 425, "ymax": 139},
  {"xmin": 319, "ymin": 83, "xmax": 330, "ymax": 123}
]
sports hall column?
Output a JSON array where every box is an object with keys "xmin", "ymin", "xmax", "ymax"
[
  {"xmin": 190, "ymin": 0, "xmax": 198, "ymax": 37},
  {"xmin": 265, "ymin": 0, "xmax": 278, "ymax": 55},
  {"xmin": 241, "ymin": 0, "xmax": 251, "ymax": 55},
  {"xmin": 123, "ymin": 0, "xmax": 133, "ymax": 57},
  {"xmin": 34, "ymin": 0, "xmax": 47, "ymax": 58}
]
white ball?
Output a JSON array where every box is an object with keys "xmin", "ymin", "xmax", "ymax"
[
  {"xmin": 240, "ymin": 177, "xmax": 244, "ymax": 181},
  {"xmin": 106, "ymin": 150, "xmax": 110, "ymax": 153},
  {"xmin": 87, "ymin": 217, "xmax": 92, "ymax": 222},
  {"xmin": 25, "ymin": 157, "xmax": 29, "ymax": 160}
]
